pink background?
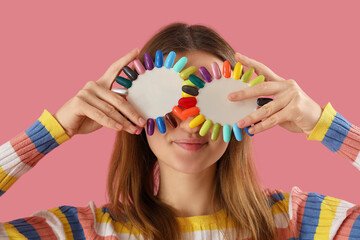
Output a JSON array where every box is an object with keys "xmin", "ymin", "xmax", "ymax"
[{"xmin": 0, "ymin": 0, "xmax": 359, "ymax": 221}]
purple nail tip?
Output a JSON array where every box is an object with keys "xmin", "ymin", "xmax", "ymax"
[
  {"xmin": 147, "ymin": 118, "xmax": 155, "ymax": 136},
  {"xmin": 144, "ymin": 53, "xmax": 154, "ymax": 70},
  {"xmin": 199, "ymin": 67, "xmax": 213, "ymax": 83}
]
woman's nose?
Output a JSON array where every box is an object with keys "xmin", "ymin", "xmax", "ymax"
[{"xmin": 178, "ymin": 115, "xmax": 202, "ymax": 134}]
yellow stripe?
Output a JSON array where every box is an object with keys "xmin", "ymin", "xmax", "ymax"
[
  {"xmin": 314, "ymin": 196, "xmax": 341, "ymax": 239},
  {"xmin": 48, "ymin": 207, "xmax": 74, "ymax": 240},
  {"xmin": 3, "ymin": 223, "xmax": 27, "ymax": 240},
  {"xmin": 38, "ymin": 109, "xmax": 71, "ymax": 144},
  {"xmin": 0, "ymin": 166, "xmax": 18, "ymax": 191},
  {"xmin": 307, "ymin": 103, "xmax": 337, "ymax": 141},
  {"xmin": 270, "ymin": 192, "xmax": 290, "ymax": 215}
]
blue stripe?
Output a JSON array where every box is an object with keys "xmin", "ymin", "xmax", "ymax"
[
  {"xmin": 25, "ymin": 120, "xmax": 59, "ymax": 155},
  {"xmin": 102, "ymin": 206, "xmax": 128, "ymax": 222},
  {"xmin": 0, "ymin": 190, "xmax": 5, "ymax": 196},
  {"xmin": 349, "ymin": 213, "xmax": 360, "ymax": 238},
  {"xmin": 299, "ymin": 192, "xmax": 325, "ymax": 239},
  {"xmin": 9, "ymin": 218, "xmax": 40, "ymax": 239},
  {"xmin": 59, "ymin": 206, "xmax": 86, "ymax": 240},
  {"xmin": 322, "ymin": 113, "xmax": 351, "ymax": 152},
  {"xmin": 268, "ymin": 192, "xmax": 285, "ymax": 207}
]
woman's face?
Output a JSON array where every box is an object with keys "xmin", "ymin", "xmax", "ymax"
[{"xmin": 145, "ymin": 50, "xmax": 229, "ymax": 174}]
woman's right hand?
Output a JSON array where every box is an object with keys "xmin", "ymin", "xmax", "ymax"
[{"xmin": 53, "ymin": 48, "xmax": 147, "ymax": 137}]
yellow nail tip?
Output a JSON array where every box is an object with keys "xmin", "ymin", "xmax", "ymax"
[
  {"xmin": 233, "ymin": 62, "xmax": 243, "ymax": 80},
  {"xmin": 182, "ymin": 92, "xmax": 195, "ymax": 98},
  {"xmin": 189, "ymin": 114, "xmax": 205, "ymax": 128},
  {"xmin": 180, "ymin": 66, "xmax": 196, "ymax": 80}
]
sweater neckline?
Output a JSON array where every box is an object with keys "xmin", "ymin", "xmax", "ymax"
[{"xmin": 175, "ymin": 208, "xmax": 226, "ymax": 225}]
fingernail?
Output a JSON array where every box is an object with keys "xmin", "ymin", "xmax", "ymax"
[
  {"xmin": 248, "ymin": 128, "xmax": 254, "ymax": 134},
  {"xmin": 228, "ymin": 93, "xmax": 236, "ymax": 100},
  {"xmin": 135, "ymin": 127, "xmax": 143, "ymax": 135},
  {"xmin": 238, "ymin": 120, "xmax": 245, "ymax": 128},
  {"xmin": 138, "ymin": 117, "xmax": 146, "ymax": 126}
]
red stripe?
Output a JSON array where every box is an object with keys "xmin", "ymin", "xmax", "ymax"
[
  {"xmin": 288, "ymin": 187, "xmax": 308, "ymax": 237},
  {"xmin": 77, "ymin": 206, "xmax": 118, "ymax": 240},
  {"xmin": 335, "ymin": 205, "xmax": 360, "ymax": 237},
  {"xmin": 10, "ymin": 131, "xmax": 44, "ymax": 167},
  {"xmin": 25, "ymin": 216, "xmax": 58, "ymax": 239},
  {"xmin": 338, "ymin": 126, "xmax": 360, "ymax": 163}
]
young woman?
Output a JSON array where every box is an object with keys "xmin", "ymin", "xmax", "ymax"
[{"xmin": 0, "ymin": 23, "xmax": 359, "ymax": 240}]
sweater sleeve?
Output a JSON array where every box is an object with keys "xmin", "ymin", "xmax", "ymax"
[
  {"xmin": 268, "ymin": 187, "xmax": 360, "ymax": 239},
  {"xmin": 307, "ymin": 102, "xmax": 360, "ymax": 170},
  {"xmin": 0, "ymin": 109, "xmax": 70, "ymax": 197}
]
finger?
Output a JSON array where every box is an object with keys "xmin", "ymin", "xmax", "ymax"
[
  {"xmin": 90, "ymin": 82, "xmax": 146, "ymax": 128},
  {"xmin": 228, "ymin": 81, "xmax": 286, "ymax": 101},
  {"xmin": 234, "ymin": 52, "xmax": 285, "ymax": 82},
  {"xmin": 79, "ymin": 89, "xmax": 139, "ymax": 134},
  {"xmin": 97, "ymin": 48, "xmax": 140, "ymax": 89},
  {"xmin": 237, "ymin": 94, "xmax": 290, "ymax": 128},
  {"xmin": 77, "ymin": 98, "xmax": 125, "ymax": 132},
  {"xmin": 247, "ymin": 108, "xmax": 290, "ymax": 134}
]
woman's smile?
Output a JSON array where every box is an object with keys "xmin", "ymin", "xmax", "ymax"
[{"xmin": 173, "ymin": 138, "xmax": 208, "ymax": 152}]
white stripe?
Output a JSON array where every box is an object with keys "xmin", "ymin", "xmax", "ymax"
[
  {"xmin": 353, "ymin": 151, "xmax": 360, "ymax": 170},
  {"xmin": 31, "ymin": 209, "xmax": 66, "ymax": 239},
  {"xmin": 0, "ymin": 224, "xmax": 10, "ymax": 240},
  {"xmin": 329, "ymin": 200, "xmax": 355, "ymax": 239},
  {"xmin": 0, "ymin": 141, "xmax": 32, "ymax": 178}
]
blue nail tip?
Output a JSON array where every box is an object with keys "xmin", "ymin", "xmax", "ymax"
[
  {"xmin": 155, "ymin": 50, "xmax": 164, "ymax": 68},
  {"xmin": 244, "ymin": 126, "xmax": 254, "ymax": 136},
  {"xmin": 156, "ymin": 116, "xmax": 166, "ymax": 134}
]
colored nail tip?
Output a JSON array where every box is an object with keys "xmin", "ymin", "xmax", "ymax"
[
  {"xmin": 189, "ymin": 114, "xmax": 205, "ymax": 128},
  {"xmin": 257, "ymin": 98, "xmax": 273, "ymax": 106},
  {"xmin": 232, "ymin": 124, "xmax": 243, "ymax": 141},
  {"xmin": 155, "ymin": 50, "xmax": 164, "ymax": 68},
  {"xmin": 165, "ymin": 112, "xmax": 177, "ymax": 128},
  {"xmin": 178, "ymin": 97, "xmax": 197, "ymax": 108},
  {"xmin": 222, "ymin": 124, "xmax": 232, "ymax": 142},
  {"xmin": 122, "ymin": 66, "xmax": 138, "ymax": 81},
  {"xmin": 199, "ymin": 67, "xmax": 212, "ymax": 83},
  {"xmin": 173, "ymin": 57, "xmax": 188, "ymax": 72},
  {"xmin": 156, "ymin": 116, "xmax": 166, "ymax": 134},
  {"xmin": 189, "ymin": 74, "xmax": 205, "ymax": 88},
  {"xmin": 111, "ymin": 88, "xmax": 128, "ymax": 96},
  {"xmin": 182, "ymin": 79, "xmax": 197, "ymax": 87},
  {"xmin": 146, "ymin": 118, "xmax": 155, "ymax": 136},
  {"xmin": 182, "ymin": 106, "xmax": 200, "ymax": 118},
  {"xmin": 115, "ymin": 76, "xmax": 132, "ymax": 88},
  {"xmin": 211, "ymin": 123, "xmax": 221, "ymax": 141},
  {"xmin": 211, "ymin": 62, "xmax": 221, "ymax": 79},
  {"xmin": 172, "ymin": 106, "xmax": 187, "ymax": 121},
  {"xmin": 144, "ymin": 52, "xmax": 154, "ymax": 70},
  {"xmin": 133, "ymin": 59, "xmax": 146, "ymax": 74},
  {"xmin": 249, "ymin": 75, "xmax": 265, "ymax": 87},
  {"xmin": 164, "ymin": 51, "xmax": 176, "ymax": 69},
  {"xmin": 180, "ymin": 66, "xmax": 197, "ymax": 80},
  {"xmin": 182, "ymin": 85, "xmax": 199, "ymax": 96},
  {"xmin": 233, "ymin": 62, "xmax": 243, "ymax": 80},
  {"xmin": 244, "ymin": 126, "xmax": 254, "ymax": 136},
  {"xmin": 199, "ymin": 119, "xmax": 213, "ymax": 136},
  {"xmin": 223, "ymin": 61, "xmax": 231, "ymax": 78},
  {"xmin": 241, "ymin": 67, "xmax": 254, "ymax": 83}
]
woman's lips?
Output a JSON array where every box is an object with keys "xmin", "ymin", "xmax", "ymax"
[{"xmin": 173, "ymin": 139, "xmax": 208, "ymax": 152}]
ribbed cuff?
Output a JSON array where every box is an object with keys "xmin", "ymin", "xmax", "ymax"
[
  {"xmin": 38, "ymin": 109, "xmax": 71, "ymax": 144},
  {"xmin": 307, "ymin": 103, "xmax": 337, "ymax": 141}
]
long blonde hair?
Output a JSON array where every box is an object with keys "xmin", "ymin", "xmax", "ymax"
[{"xmin": 107, "ymin": 23, "xmax": 279, "ymax": 240}]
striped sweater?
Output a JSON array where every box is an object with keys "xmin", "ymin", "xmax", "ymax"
[{"xmin": 0, "ymin": 102, "xmax": 359, "ymax": 239}]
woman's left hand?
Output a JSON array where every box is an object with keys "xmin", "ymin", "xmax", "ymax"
[{"xmin": 228, "ymin": 52, "xmax": 322, "ymax": 136}]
